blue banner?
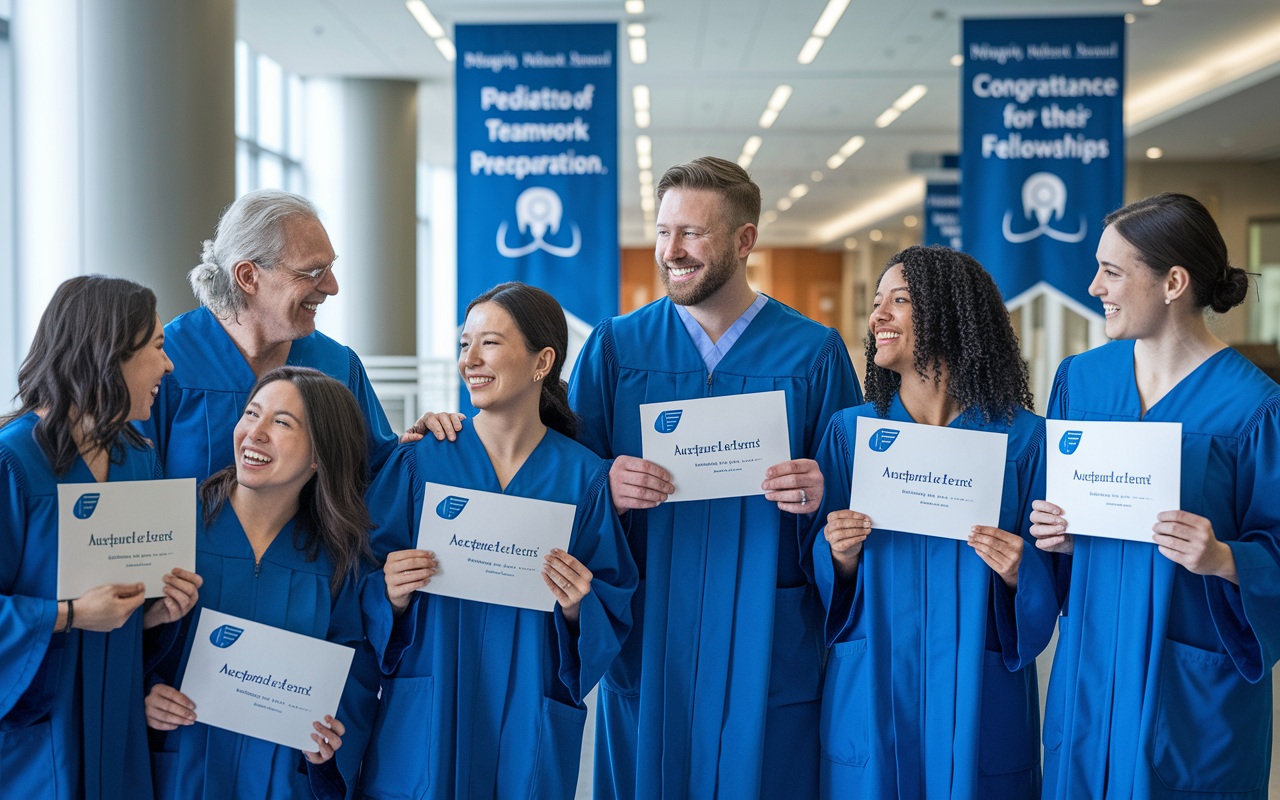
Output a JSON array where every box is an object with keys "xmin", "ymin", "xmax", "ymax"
[
  {"xmin": 455, "ymin": 23, "xmax": 619, "ymax": 327},
  {"xmin": 923, "ymin": 183, "xmax": 962, "ymax": 250},
  {"xmin": 960, "ymin": 17, "xmax": 1124, "ymax": 310}
]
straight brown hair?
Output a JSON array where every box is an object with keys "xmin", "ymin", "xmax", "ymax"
[
  {"xmin": 655, "ymin": 156, "xmax": 762, "ymax": 231},
  {"xmin": 200, "ymin": 367, "xmax": 373, "ymax": 593}
]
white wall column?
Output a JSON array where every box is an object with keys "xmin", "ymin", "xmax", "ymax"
[
  {"xmin": 13, "ymin": 0, "xmax": 235, "ymax": 347},
  {"xmin": 305, "ymin": 78, "xmax": 417, "ymax": 357}
]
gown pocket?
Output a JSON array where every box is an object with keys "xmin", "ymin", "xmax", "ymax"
[
  {"xmin": 978, "ymin": 649, "xmax": 1040, "ymax": 775},
  {"xmin": 818, "ymin": 638, "xmax": 869, "ymax": 767},
  {"xmin": 0, "ymin": 719, "xmax": 56, "ymax": 796},
  {"xmin": 529, "ymin": 696, "xmax": 589, "ymax": 800},
  {"xmin": 358, "ymin": 675, "xmax": 434, "ymax": 799},
  {"xmin": 1150, "ymin": 639, "xmax": 1271, "ymax": 793}
]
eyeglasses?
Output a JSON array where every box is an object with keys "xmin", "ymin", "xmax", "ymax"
[{"xmin": 282, "ymin": 263, "xmax": 334, "ymax": 284}]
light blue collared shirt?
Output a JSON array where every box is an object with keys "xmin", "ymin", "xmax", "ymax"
[{"xmin": 674, "ymin": 293, "xmax": 768, "ymax": 375}]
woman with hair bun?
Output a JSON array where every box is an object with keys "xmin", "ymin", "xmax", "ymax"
[
  {"xmin": 357, "ymin": 282, "xmax": 636, "ymax": 800},
  {"xmin": 809, "ymin": 246, "xmax": 1057, "ymax": 799},
  {"xmin": 1031, "ymin": 192, "xmax": 1279, "ymax": 799}
]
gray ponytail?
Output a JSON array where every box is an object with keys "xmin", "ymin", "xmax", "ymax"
[{"xmin": 189, "ymin": 189, "xmax": 320, "ymax": 317}]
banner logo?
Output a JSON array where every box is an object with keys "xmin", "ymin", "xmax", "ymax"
[
  {"xmin": 1002, "ymin": 172, "xmax": 1087, "ymax": 244},
  {"xmin": 1059, "ymin": 430, "xmax": 1083, "ymax": 455},
  {"xmin": 209, "ymin": 624, "xmax": 244, "ymax": 648},
  {"xmin": 654, "ymin": 410, "xmax": 683, "ymax": 434},
  {"xmin": 436, "ymin": 496, "xmax": 470, "ymax": 520},
  {"xmin": 496, "ymin": 186, "xmax": 582, "ymax": 258},
  {"xmin": 73, "ymin": 493, "xmax": 101, "ymax": 520},
  {"xmin": 869, "ymin": 428, "xmax": 900, "ymax": 452}
]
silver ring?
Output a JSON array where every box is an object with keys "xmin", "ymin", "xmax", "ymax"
[{"xmin": 800, "ymin": 490, "xmax": 808, "ymax": 506}]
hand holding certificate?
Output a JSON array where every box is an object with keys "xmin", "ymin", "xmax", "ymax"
[
  {"xmin": 177, "ymin": 609, "xmax": 354, "ymax": 754},
  {"xmin": 1044, "ymin": 420, "xmax": 1181, "ymax": 542},
  {"xmin": 639, "ymin": 391, "xmax": 792, "ymax": 503}
]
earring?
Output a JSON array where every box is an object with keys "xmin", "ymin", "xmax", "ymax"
[
  {"xmin": 311, "ymin": 463, "xmax": 318, "ymax": 470},
  {"xmin": 534, "ymin": 372, "xmax": 543, "ymax": 382},
  {"xmin": 1165, "ymin": 298, "xmax": 1171, "ymax": 305}
]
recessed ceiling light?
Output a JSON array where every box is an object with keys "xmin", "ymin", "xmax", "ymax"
[
  {"xmin": 875, "ymin": 108, "xmax": 901, "ymax": 128},
  {"xmin": 629, "ymin": 38, "xmax": 647, "ymax": 64},
  {"xmin": 1125, "ymin": 13, "xmax": 1136, "ymax": 23},
  {"xmin": 624, "ymin": 0, "xmax": 644, "ymax": 13},
  {"xmin": 640, "ymin": 194, "xmax": 655, "ymax": 211},
  {"xmin": 812, "ymin": 0, "xmax": 852, "ymax": 38},
  {"xmin": 758, "ymin": 85, "xmax": 793, "ymax": 129},
  {"xmin": 1141, "ymin": 0, "xmax": 1160, "ymax": 5},
  {"xmin": 639, "ymin": 170, "xmax": 653, "ymax": 184},
  {"xmin": 405, "ymin": 1, "xmax": 445, "ymax": 39},
  {"xmin": 869, "ymin": 229, "xmax": 883, "ymax": 241},
  {"xmin": 633, "ymin": 85, "xmax": 650, "ymax": 111},
  {"xmin": 844, "ymin": 237, "xmax": 858, "ymax": 249},
  {"xmin": 950, "ymin": 54, "xmax": 963, "ymax": 67},
  {"xmin": 811, "ymin": 171, "xmax": 823, "ymax": 182},
  {"xmin": 904, "ymin": 215, "xmax": 918, "ymax": 227},
  {"xmin": 627, "ymin": 23, "xmax": 646, "ymax": 37},
  {"xmin": 737, "ymin": 135, "xmax": 763, "ymax": 168},
  {"xmin": 789, "ymin": 184, "xmax": 809, "ymax": 199},
  {"xmin": 1146, "ymin": 146, "xmax": 1163, "ymax": 159},
  {"xmin": 435, "ymin": 38, "xmax": 456, "ymax": 62},
  {"xmin": 826, "ymin": 135, "xmax": 865, "ymax": 169},
  {"xmin": 636, "ymin": 135, "xmax": 652, "ymax": 169},
  {"xmin": 874, "ymin": 86, "xmax": 926, "ymax": 128},
  {"xmin": 777, "ymin": 197, "xmax": 793, "ymax": 211},
  {"xmin": 798, "ymin": 36, "xmax": 825, "ymax": 65},
  {"xmin": 762, "ymin": 210, "xmax": 778, "ymax": 223}
]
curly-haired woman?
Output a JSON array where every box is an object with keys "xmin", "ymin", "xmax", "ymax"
[{"xmin": 807, "ymin": 245, "xmax": 1058, "ymax": 800}]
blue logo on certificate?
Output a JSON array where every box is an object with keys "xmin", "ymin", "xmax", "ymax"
[
  {"xmin": 73, "ymin": 493, "xmax": 101, "ymax": 520},
  {"xmin": 209, "ymin": 624, "xmax": 244, "ymax": 648},
  {"xmin": 1059, "ymin": 430, "xmax": 1083, "ymax": 455},
  {"xmin": 654, "ymin": 410, "xmax": 683, "ymax": 434},
  {"xmin": 436, "ymin": 496, "xmax": 469, "ymax": 520},
  {"xmin": 869, "ymin": 428, "xmax": 900, "ymax": 452}
]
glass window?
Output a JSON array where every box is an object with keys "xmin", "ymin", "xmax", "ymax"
[
  {"xmin": 257, "ymin": 152, "xmax": 284, "ymax": 191},
  {"xmin": 256, "ymin": 54, "xmax": 283, "ymax": 154},
  {"xmin": 235, "ymin": 41, "xmax": 251, "ymax": 140},
  {"xmin": 288, "ymin": 74, "xmax": 305, "ymax": 161},
  {"xmin": 235, "ymin": 41, "xmax": 305, "ymax": 199}
]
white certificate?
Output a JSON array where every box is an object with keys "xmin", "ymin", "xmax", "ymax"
[
  {"xmin": 57, "ymin": 478, "xmax": 196, "ymax": 600},
  {"xmin": 848, "ymin": 417, "xmax": 1007, "ymax": 540},
  {"xmin": 639, "ymin": 390, "xmax": 792, "ymax": 503},
  {"xmin": 180, "ymin": 609, "xmax": 354, "ymax": 753},
  {"xmin": 415, "ymin": 482, "xmax": 575, "ymax": 612},
  {"xmin": 1045, "ymin": 419, "xmax": 1181, "ymax": 542}
]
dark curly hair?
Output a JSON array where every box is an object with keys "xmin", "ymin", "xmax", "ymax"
[{"xmin": 863, "ymin": 245, "xmax": 1033, "ymax": 424}]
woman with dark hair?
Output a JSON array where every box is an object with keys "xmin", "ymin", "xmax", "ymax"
[
  {"xmin": 1030, "ymin": 193, "xmax": 1278, "ymax": 799},
  {"xmin": 141, "ymin": 367, "xmax": 379, "ymax": 800},
  {"xmin": 808, "ymin": 246, "xmax": 1058, "ymax": 799},
  {"xmin": 0, "ymin": 275, "xmax": 201, "ymax": 800},
  {"xmin": 357, "ymin": 282, "xmax": 636, "ymax": 799}
]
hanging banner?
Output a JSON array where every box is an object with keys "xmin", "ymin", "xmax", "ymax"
[
  {"xmin": 923, "ymin": 183, "xmax": 962, "ymax": 250},
  {"xmin": 960, "ymin": 17, "xmax": 1124, "ymax": 310},
  {"xmin": 455, "ymin": 23, "xmax": 619, "ymax": 328}
]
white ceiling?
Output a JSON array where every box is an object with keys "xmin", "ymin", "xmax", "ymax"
[{"xmin": 239, "ymin": 0, "xmax": 1280, "ymax": 247}]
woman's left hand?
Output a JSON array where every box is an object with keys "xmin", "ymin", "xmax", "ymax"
[
  {"xmin": 543, "ymin": 549, "xmax": 593, "ymax": 626},
  {"xmin": 142, "ymin": 568, "xmax": 204, "ymax": 630},
  {"xmin": 1153, "ymin": 510, "xmax": 1238, "ymax": 584},
  {"xmin": 303, "ymin": 715, "xmax": 345, "ymax": 765},
  {"xmin": 968, "ymin": 526, "xmax": 1023, "ymax": 589}
]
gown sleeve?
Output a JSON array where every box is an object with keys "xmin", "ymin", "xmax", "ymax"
[
  {"xmin": 805, "ymin": 413, "xmax": 863, "ymax": 647},
  {"xmin": 1206, "ymin": 395, "xmax": 1280, "ymax": 683},
  {"xmin": 549, "ymin": 460, "xmax": 637, "ymax": 705},
  {"xmin": 347, "ymin": 349, "xmax": 399, "ymax": 476},
  {"xmin": 308, "ymin": 570, "xmax": 383, "ymax": 800},
  {"xmin": 359, "ymin": 443, "xmax": 422, "ymax": 675},
  {"xmin": 0, "ymin": 448, "xmax": 59, "ymax": 722},
  {"xmin": 991, "ymin": 418, "xmax": 1061, "ymax": 671},
  {"xmin": 1044, "ymin": 356, "xmax": 1076, "ymax": 610},
  {"xmin": 566, "ymin": 320, "xmax": 617, "ymax": 460}
]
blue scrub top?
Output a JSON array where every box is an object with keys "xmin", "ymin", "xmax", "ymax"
[{"xmin": 0, "ymin": 412, "xmax": 167, "ymax": 800}]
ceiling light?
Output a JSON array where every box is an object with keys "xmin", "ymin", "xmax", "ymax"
[
  {"xmin": 875, "ymin": 108, "xmax": 902, "ymax": 127},
  {"xmin": 405, "ymin": 1, "xmax": 445, "ymax": 39},
  {"xmin": 892, "ymin": 84, "xmax": 928, "ymax": 111},
  {"xmin": 1141, "ymin": 0, "xmax": 1160, "ymax": 5},
  {"xmin": 837, "ymin": 135, "xmax": 865, "ymax": 157},
  {"xmin": 789, "ymin": 184, "xmax": 809, "ymax": 199},
  {"xmin": 639, "ymin": 169, "xmax": 653, "ymax": 184},
  {"xmin": 641, "ymin": 195, "xmax": 655, "ymax": 211},
  {"xmin": 629, "ymin": 38, "xmax": 648, "ymax": 64},
  {"xmin": 635, "ymin": 111, "xmax": 651, "ymax": 128},
  {"xmin": 435, "ymin": 38, "xmax": 456, "ymax": 62},
  {"xmin": 904, "ymin": 215, "xmax": 918, "ymax": 227},
  {"xmin": 1146, "ymin": 146, "xmax": 1163, "ymax": 159},
  {"xmin": 811, "ymin": 171, "xmax": 823, "ymax": 182},
  {"xmin": 811, "ymin": 0, "xmax": 852, "ymax": 38},
  {"xmin": 869, "ymin": 229, "xmax": 882, "ymax": 241},
  {"xmin": 625, "ymin": 0, "xmax": 644, "ymax": 12},
  {"xmin": 777, "ymin": 197, "xmax": 793, "ymax": 211},
  {"xmin": 758, "ymin": 85, "xmax": 792, "ymax": 128},
  {"xmin": 950, "ymin": 54, "xmax": 963, "ymax": 67},
  {"xmin": 633, "ymin": 85, "xmax": 650, "ymax": 112},
  {"xmin": 844, "ymin": 237, "xmax": 857, "ymax": 249},
  {"xmin": 1125, "ymin": 13, "xmax": 1136, "ymax": 23},
  {"xmin": 762, "ymin": 210, "xmax": 778, "ymax": 223},
  {"xmin": 827, "ymin": 155, "xmax": 845, "ymax": 170},
  {"xmin": 636, "ymin": 135, "xmax": 652, "ymax": 169},
  {"xmin": 797, "ymin": 36, "xmax": 825, "ymax": 65},
  {"xmin": 737, "ymin": 135, "xmax": 763, "ymax": 168},
  {"xmin": 627, "ymin": 23, "xmax": 646, "ymax": 37},
  {"xmin": 813, "ymin": 178, "xmax": 926, "ymax": 242}
]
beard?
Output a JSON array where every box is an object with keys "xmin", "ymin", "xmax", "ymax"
[{"xmin": 658, "ymin": 237, "xmax": 739, "ymax": 307}]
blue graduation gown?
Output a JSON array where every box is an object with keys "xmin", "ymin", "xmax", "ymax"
[
  {"xmin": 145, "ymin": 507, "xmax": 380, "ymax": 800},
  {"xmin": 0, "ymin": 412, "xmax": 163, "ymax": 800},
  {"xmin": 568, "ymin": 296, "xmax": 862, "ymax": 799},
  {"xmin": 1041, "ymin": 341, "xmax": 1280, "ymax": 799},
  {"xmin": 356, "ymin": 427, "xmax": 636, "ymax": 800},
  {"xmin": 138, "ymin": 306, "xmax": 398, "ymax": 484},
  {"xmin": 808, "ymin": 398, "xmax": 1058, "ymax": 800}
]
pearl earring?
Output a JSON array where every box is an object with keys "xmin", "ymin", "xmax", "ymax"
[{"xmin": 1165, "ymin": 298, "xmax": 1171, "ymax": 305}]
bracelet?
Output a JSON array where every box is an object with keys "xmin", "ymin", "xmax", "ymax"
[{"xmin": 62, "ymin": 599, "xmax": 74, "ymax": 633}]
